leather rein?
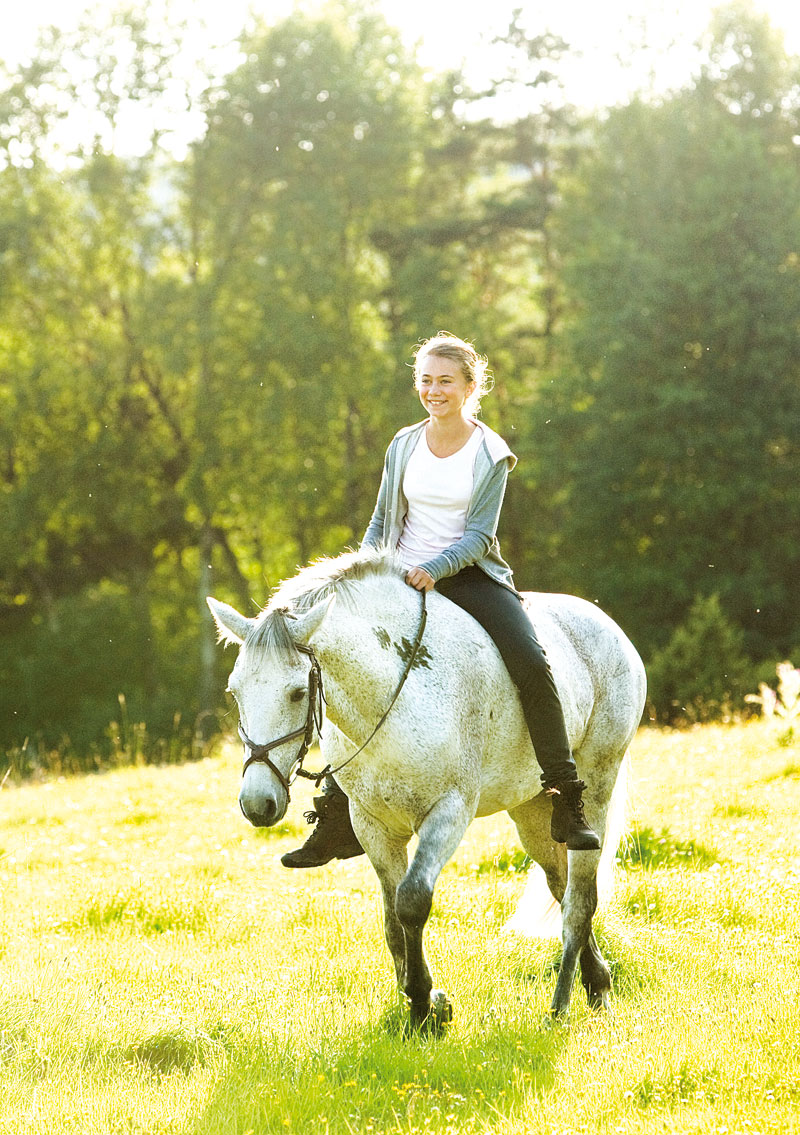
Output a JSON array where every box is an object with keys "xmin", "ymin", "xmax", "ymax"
[{"xmin": 237, "ymin": 589, "xmax": 428, "ymax": 801}]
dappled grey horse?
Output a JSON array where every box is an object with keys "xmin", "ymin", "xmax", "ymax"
[{"xmin": 208, "ymin": 548, "xmax": 646, "ymax": 1028}]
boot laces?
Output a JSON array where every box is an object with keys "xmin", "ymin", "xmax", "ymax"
[
  {"xmin": 551, "ymin": 780, "xmax": 590, "ymax": 824},
  {"xmin": 569, "ymin": 795, "xmax": 589, "ymax": 826},
  {"xmin": 563, "ymin": 781, "xmax": 590, "ymax": 825},
  {"xmin": 302, "ymin": 809, "xmax": 319, "ymax": 825}
]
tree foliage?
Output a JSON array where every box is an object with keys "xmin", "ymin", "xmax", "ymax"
[{"xmin": 537, "ymin": 10, "xmax": 800, "ymax": 660}]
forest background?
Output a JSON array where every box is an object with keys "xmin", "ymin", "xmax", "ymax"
[{"xmin": 2, "ymin": 0, "xmax": 799, "ymax": 775}]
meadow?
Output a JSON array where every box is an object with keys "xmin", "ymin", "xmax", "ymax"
[{"xmin": 0, "ymin": 721, "xmax": 798, "ymax": 1135}]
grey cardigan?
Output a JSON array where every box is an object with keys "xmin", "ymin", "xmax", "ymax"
[{"xmin": 361, "ymin": 419, "xmax": 518, "ymax": 591}]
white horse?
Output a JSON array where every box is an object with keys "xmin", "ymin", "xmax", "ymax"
[{"xmin": 208, "ymin": 547, "xmax": 646, "ymax": 1028}]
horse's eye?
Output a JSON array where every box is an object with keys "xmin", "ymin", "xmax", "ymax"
[{"xmin": 289, "ymin": 687, "xmax": 306, "ymax": 703}]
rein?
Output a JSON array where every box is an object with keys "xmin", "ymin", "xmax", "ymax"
[{"xmin": 238, "ymin": 589, "xmax": 428, "ymax": 800}]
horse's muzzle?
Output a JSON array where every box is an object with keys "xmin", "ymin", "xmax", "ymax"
[
  {"xmin": 239, "ymin": 791, "xmax": 284, "ymax": 827},
  {"xmin": 239, "ymin": 770, "xmax": 288, "ymax": 827}
]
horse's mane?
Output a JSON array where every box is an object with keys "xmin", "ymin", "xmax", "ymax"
[{"xmin": 245, "ymin": 546, "xmax": 406, "ymax": 657}]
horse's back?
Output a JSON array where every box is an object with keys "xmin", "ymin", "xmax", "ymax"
[{"xmin": 520, "ymin": 591, "xmax": 647, "ymax": 747}]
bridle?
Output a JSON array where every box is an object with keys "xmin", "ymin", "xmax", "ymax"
[
  {"xmin": 237, "ymin": 642, "xmax": 324, "ymax": 797},
  {"xmin": 237, "ymin": 589, "xmax": 428, "ymax": 802}
]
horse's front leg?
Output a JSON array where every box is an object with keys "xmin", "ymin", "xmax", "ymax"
[
  {"xmin": 395, "ymin": 789, "xmax": 474, "ymax": 1031},
  {"xmin": 348, "ymin": 803, "xmax": 409, "ymax": 992}
]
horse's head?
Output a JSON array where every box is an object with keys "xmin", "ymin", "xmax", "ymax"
[{"xmin": 207, "ymin": 595, "xmax": 333, "ymax": 827}]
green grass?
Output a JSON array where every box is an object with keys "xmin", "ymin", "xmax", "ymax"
[
  {"xmin": 0, "ymin": 720, "xmax": 798, "ymax": 1133},
  {"xmin": 618, "ymin": 824, "xmax": 720, "ymax": 869}
]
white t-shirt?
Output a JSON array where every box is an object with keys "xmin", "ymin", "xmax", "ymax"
[{"xmin": 396, "ymin": 426, "xmax": 484, "ymax": 570}]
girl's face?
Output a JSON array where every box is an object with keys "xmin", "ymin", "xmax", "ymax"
[{"xmin": 415, "ymin": 353, "xmax": 475, "ymax": 423}]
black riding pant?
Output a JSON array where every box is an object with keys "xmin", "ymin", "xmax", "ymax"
[
  {"xmin": 325, "ymin": 565, "xmax": 577, "ymax": 798},
  {"xmin": 436, "ymin": 565, "xmax": 577, "ymax": 788}
]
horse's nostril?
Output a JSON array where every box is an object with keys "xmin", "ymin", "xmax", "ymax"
[{"xmin": 239, "ymin": 793, "xmax": 277, "ymax": 827}]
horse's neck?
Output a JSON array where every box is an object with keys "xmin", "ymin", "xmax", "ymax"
[{"xmin": 316, "ymin": 582, "xmax": 417, "ymax": 739}]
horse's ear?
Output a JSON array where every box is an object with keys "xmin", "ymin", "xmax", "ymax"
[
  {"xmin": 207, "ymin": 597, "xmax": 254, "ymax": 646},
  {"xmin": 288, "ymin": 595, "xmax": 335, "ymax": 645}
]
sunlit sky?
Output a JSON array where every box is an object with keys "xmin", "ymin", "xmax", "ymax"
[{"xmin": 4, "ymin": 0, "xmax": 800, "ymax": 155}]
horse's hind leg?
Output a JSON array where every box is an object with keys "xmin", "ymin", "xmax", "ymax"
[
  {"xmin": 508, "ymin": 793, "xmax": 568, "ymax": 905},
  {"xmin": 553, "ymin": 762, "xmax": 619, "ymax": 1015},
  {"xmin": 509, "ymin": 795, "xmax": 610, "ymax": 1015},
  {"xmin": 572, "ymin": 753, "xmax": 627, "ymax": 1011},
  {"xmin": 580, "ymin": 931, "xmax": 612, "ymax": 1010},
  {"xmin": 551, "ymin": 849, "xmax": 603, "ymax": 1017}
]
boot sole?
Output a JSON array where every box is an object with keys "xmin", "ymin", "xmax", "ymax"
[
  {"xmin": 280, "ymin": 857, "xmax": 334, "ymax": 868},
  {"xmin": 564, "ymin": 837, "xmax": 602, "ymax": 851},
  {"xmin": 280, "ymin": 847, "xmax": 364, "ymax": 868}
]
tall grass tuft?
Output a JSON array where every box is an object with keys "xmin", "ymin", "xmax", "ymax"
[
  {"xmin": 619, "ymin": 824, "xmax": 720, "ymax": 869},
  {"xmin": 64, "ymin": 887, "xmax": 219, "ymax": 936}
]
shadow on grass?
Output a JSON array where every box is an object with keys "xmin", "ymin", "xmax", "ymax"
[
  {"xmin": 105, "ymin": 1023, "xmax": 244, "ymax": 1075},
  {"xmin": 712, "ymin": 801, "xmax": 767, "ymax": 819},
  {"xmin": 4, "ymin": 814, "xmax": 66, "ymax": 829},
  {"xmin": 184, "ymin": 1007, "xmax": 571, "ymax": 1135},
  {"xmin": 248, "ymin": 821, "xmax": 296, "ymax": 839},
  {"xmin": 631, "ymin": 1060, "xmax": 725, "ymax": 1107},
  {"xmin": 470, "ymin": 848, "xmax": 532, "ymax": 875},
  {"xmin": 0, "ymin": 1021, "xmax": 31, "ymax": 1064},
  {"xmin": 622, "ymin": 878, "xmax": 757, "ymax": 930},
  {"xmin": 511, "ymin": 923, "xmax": 657, "ymax": 1004},
  {"xmin": 762, "ymin": 759, "xmax": 800, "ymax": 780}
]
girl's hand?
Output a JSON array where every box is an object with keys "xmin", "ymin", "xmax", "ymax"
[{"xmin": 405, "ymin": 567, "xmax": 435, "ymax": 591}]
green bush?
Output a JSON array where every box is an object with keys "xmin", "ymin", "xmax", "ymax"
[{"xmin": 646, "ymin": 593, "xmax": 751, "ymax": 725}]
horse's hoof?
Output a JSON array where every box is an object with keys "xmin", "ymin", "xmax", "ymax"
[
  {"xmin": 429, "ymin": 989, "xmax": 453, "ymax": 1031},
  {"xmin": 405, "ymin": 990, "xmax": 453, "ymax": 1038},
  {"xmin": 586, "ymin": 989, "xmax": 612, "ymax": 1012}
]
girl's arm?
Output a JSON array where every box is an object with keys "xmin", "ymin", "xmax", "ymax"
[{"xmin": 361, "ymin": 448, "xmax": 391, "ymax": 549}]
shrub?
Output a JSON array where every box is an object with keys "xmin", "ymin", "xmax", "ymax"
[
  {"xmin": 646, "ymin": 593, "xmax": 751, "ymax": 725},
  {"xmin": 0, "ymin": 580, "xmax": 224, "ymax": 778}
]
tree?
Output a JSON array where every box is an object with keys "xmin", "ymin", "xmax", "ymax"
[
  {"xmin": 0, "ymin": 2, "xmax": 437, "ymax": 758},
  {"xmin": 538, "ymin": 8, "xmax": 800, "ymax": 659},
  {"xmin": 0, "ymin": 9, "xmax": 216, "ymax": 755},
  {"xmin": 647, "ymin": 593, "xmax": 751, "ymax": 724}
]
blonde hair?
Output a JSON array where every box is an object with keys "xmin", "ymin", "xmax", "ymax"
[{"xmin": 412, "ymin": 333, "xmax": 493, "ymax": 416}]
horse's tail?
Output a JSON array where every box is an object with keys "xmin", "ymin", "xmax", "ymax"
[
  {"xmin": 597, "ymin": 750, "xmax": 629, "ymax": 906},
  {"xmin": 504, "ymin": 753, "xmax": 630, "ymax": 940}
]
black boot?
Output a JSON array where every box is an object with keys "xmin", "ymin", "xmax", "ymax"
[
  {"xmin": 280, "ymin": 792, "xmax": 365, "ymax": 868},
  {"xmin": 548, "ymin": 780, "xmax": 602, "ymax": 851}
]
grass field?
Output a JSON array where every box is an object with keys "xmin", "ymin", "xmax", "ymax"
[{"xmin": 1, "ymin": 721, "xmax": 798, "ymax": 1135}]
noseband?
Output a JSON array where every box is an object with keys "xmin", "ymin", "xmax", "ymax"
[{"xmin": 238, "ymin": 590, "xmax": 427, "ymax": 802}]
